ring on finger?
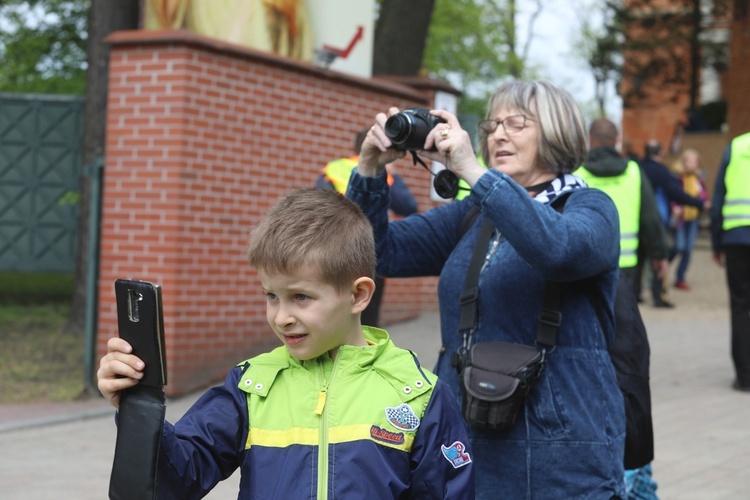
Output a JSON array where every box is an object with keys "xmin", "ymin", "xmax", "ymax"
[{"xmin": 440, "ymin": 128, "xmax": 449, "ymax": 139}]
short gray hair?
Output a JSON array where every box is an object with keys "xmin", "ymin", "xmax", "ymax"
[{"xmin": 478, "ymin": 80, "xmax": 588, "ymax": 174}]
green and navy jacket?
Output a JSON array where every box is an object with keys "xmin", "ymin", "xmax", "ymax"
[{"xmin": 156, "ymin": 328, "xmax": 474, "ymax": 499}]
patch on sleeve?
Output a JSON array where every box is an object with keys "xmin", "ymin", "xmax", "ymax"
[
  {"xmin": 384, "ymin": 403, "xmax": 420, "ymax": 431},
  {"xmin": 441, "ymin": 441, "xmax": 472, "ymax": 469},
  {"xmin": 370, "ymin": 425, "xmax": 405, "ymax": 445}
]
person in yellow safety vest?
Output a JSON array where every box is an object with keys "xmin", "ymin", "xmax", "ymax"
[
  {"xmin": 577, "ymin": 117, "xmax": 668, "ymax": 497},
  {"xmin": 710, "ymin": 131, "xmax": 750, "ymax": 392},
  {"xmin": 316, "ymin": 128, "xmax": 418, "ymax": 327},
  {"xmin": 576, "ymin": 118, "xmax": 669, "ymax": 301},
  {"xmin": 453, "ymin": 155, "xmax": 487, "ymax": 201}
]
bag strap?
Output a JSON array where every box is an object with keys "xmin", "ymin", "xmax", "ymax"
[
  {"xmin": 458, "ymin": 217, "xmax": 494, "ymax": 332},
  {"xmin": 458, "ymin": 197, "xmax": 569, "ymax": 349}
]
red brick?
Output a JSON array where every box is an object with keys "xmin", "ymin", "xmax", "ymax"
[{"xmin": 101, "ymin": 33, "xmax": 443, "ymax": 396}]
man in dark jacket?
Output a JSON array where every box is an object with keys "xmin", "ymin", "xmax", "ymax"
[
  {"xmin": 711, "ymin": 132, "xmax": 750, "ymax": 392},
  {"xmin": 578, "ymin": 118, "xmax": 661, "ymax": 496},
  {"xmin": 579, "ymin": 120, "xmax": 669, "ymax": 297},
  {"xmin": 639, "ymin": 140, "xmax": 707, "ymax": 307}
]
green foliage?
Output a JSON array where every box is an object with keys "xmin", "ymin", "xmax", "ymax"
[
  {"xmin": 0, "ymin": 301, "xmax": 85, "ymax": 403},
  {"xmin": 58, "ymin": 189, "xmax": 81, "ymax": 206},
  {"xmin": 0, "ymin": 0, "xmax": 90, "ymax": 94},
  {"xmin": 0, "ymin": 271, "xmax": 74, "ymax": 304},
  {"xmin": 423, "ymin": 0, "xmax": 524, "ymax": 115},
  {"xmin": 425, "ymin": 0, "xmax": 509, "ymax": 87}
]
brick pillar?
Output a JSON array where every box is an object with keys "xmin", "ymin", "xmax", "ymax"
[{"xmin": 98, "ymin": 30, "xmax": 449, "ymax": 395}]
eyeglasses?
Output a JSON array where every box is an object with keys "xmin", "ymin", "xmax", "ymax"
[{"xmin": 478, "ymin": 114, "xmax": 534, "ymax": 135}]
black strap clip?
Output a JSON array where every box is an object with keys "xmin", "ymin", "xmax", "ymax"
[
  {"xmin": 460, "ymin": 287, "xmax": 479, "ymax": 305},
  {"xmin": 538, "ymin": 309, "xmax": 562, "ymax": 328}
]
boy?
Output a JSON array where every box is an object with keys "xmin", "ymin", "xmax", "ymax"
[{"xmin": 97, "ymin": 188, "xmax": 474, "ymax": 498}]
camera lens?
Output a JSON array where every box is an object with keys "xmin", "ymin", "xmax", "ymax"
[{"xmin": 385, "ymin": 113, "xmax": 414, "ymax": 145}]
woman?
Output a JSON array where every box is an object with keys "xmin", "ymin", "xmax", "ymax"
[
  {"xmin": 669, "ymin": 148, "xmax": 709, "ymax": 291},
  {"xmin": 347, "ymin": 80, "xmax": 625, "ymax": 498}
]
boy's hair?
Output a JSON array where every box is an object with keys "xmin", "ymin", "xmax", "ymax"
[{"xmin": 247, "ymin": 188, "xmax": 376, "ymax": 291}]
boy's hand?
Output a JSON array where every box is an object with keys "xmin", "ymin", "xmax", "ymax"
[{"xmin": 97, "ymin": 337, "xmax": 145, "ymax": 409}]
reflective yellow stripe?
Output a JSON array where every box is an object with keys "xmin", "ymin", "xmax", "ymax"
[
  {"xmin": 723, "ymin": 134, "xmax": 750, "ymax": 230},
  {"xmin": 247, "ymin": 424, "xmax": 413, "ymax": 451},
  {"xmin": 576, "ymin": 162, "xmax": 641, "ymax": 267}
]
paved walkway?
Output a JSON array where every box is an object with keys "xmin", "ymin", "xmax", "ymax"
[{"xmin": 1, "ymin": 237, "xmax": 748, "ymax": 499}]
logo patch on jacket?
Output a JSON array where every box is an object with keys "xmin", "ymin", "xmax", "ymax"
[
  {"xmin": 441, "ymin": 441, "xmax": 472, "ymax": 469},
  {"xmin": 370, "ymin": 425, "xmax": 405, "ymax": 445},
  {"xmin": 385, "ymin": 403, "xmax": 420, "ymax": 431}
]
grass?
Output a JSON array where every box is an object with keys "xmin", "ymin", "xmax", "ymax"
[{"xmin": 0, "ymin": 272, "xmax": 87, "ymax": 403}]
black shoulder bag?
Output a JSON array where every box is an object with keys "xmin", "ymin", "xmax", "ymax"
[{"xmin": 451, "ymin": 216, "xmax": 561, "ymax": 430}]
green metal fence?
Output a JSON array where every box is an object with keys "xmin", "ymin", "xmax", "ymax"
[{"xmin": 0, "ymin": 93, "xmax": 84, "ymax": 273}]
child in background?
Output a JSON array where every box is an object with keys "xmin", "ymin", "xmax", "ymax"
[
  {"xmin": 97, "ymin": 188, "xmax": 474, "ymax": 498},
  {"xmin": 670, "ymin": 148, "xmax": 709, "ymax": 290}
]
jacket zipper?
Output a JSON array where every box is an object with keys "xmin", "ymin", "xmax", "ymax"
[
  {"xmin": 480, "ymin": 231, "xmax": 501, "ymax": 274},
  {"xmin": 315, "ymin": 355, "xmax": 340, "ymax": 498}
]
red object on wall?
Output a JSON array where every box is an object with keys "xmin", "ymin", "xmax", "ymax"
[{"xmin": 99, "ymin": 30, "xmax": 455, "ymax": 396}]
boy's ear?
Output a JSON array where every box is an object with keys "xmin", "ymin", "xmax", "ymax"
[{"xmin": 351, "ymin": 277, "xmax": 376, "ymax": 314}]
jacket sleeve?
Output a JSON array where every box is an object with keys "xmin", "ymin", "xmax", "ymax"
[
  {"xmin": 638, "ymin": 172, "xmax": 668, "ymax": 260},
  {"xmin": 388, "ymin": 173, "xmax": 419, "ymax": 216},
  {"xmin": 157, "ymin": 367, "xmax": 248, "ymax": 499},
  {"xmin": 472, "ymin": 170, "xmax": 620, "ymax": 281},
  {"xmin": 710, "ymin": 145, "xmax": 731, "ymax": 251},
  {"xmin": 408, "ymin": 380, "xmax": 475, "ymax": 499},
  {"xmin": 316, "ymin": 174, "xmax": 334, "ymax": 190},
  {"xmin": 347, "ymin": 168, "xmax": 474, "ymax": 278},
  {"xmin": 657, "ymin": 164, "xmax": 705, "ymax": 208}
]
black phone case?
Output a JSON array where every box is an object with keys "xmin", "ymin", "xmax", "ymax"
[{"xmin": 114, "ymin": 279, "xmax": 167, "ymax": 388}]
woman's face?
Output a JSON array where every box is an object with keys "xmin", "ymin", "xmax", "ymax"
[
  {"xmin": 683, "ymin": 151, "xmax": 699, "ymax": 173},
  {"xmin": 485, "ymin": 106, "xmax": 544, "ymax": 186}
]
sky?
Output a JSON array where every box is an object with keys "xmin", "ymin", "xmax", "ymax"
[{"xmin": 516, "ymin": 0, "xmax": 623, "ymax": 126}]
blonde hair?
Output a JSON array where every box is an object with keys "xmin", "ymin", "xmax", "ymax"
[
  {"xmin": 671, "ymin": 148, "xmax": 701, "ymax": 174},
  {"xmin": 478, "ymin": 80, "xmax": 588, "ymax": 173},
  {"xmin": 247, "ymin": 188, "xmax": 376, "ymax": 291}
]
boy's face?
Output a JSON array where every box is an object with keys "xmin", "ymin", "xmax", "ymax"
[{"xmin": 258, "ymin": 266, "xmax": 368, "ymax": 361}]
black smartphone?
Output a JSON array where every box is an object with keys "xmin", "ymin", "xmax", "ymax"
[{"xmin": 114, "ymin": 279, "xmax": 167, "ymax": 388}]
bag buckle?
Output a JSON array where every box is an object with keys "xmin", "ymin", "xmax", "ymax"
[
  {"xmin": 460, "ymin": 287, "xmax": 479, "ymax": 305},
  {"xmin": 538, "ymin": 309, "xmax": 562, "ymax": 327}
]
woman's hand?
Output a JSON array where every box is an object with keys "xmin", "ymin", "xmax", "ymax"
[
  {"xmin": 97, "ymin": 337, "xmax": 145, "ymax": 409},
  {"xmin": 357, "ymin": 107, "xmax": 407, "ymax": 177},
  {"xmin": 421, "ymin": 109, "xmax": 486, "ymax": 188}
]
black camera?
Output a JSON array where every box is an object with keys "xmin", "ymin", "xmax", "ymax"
[{"xmin": 384, "ymin": 107, "xmax": 445, "ymax": 151}]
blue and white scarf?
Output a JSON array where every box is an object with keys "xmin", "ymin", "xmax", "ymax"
[{"xmin": 533, "ymin": 173, "xmax": 588, "ymax": 205}]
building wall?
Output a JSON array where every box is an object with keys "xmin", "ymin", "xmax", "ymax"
[
  {"xmin": 619, "ymin": 0, "xmax": 750, "ymax": 196},
  {"xmin": 98, "ymin": 30, "xmax": 449, "ymax": 396},
  {"xmin": 619, "ymin": 0, "xmax": 694, "ymax": 157},
  {"xmin": 726, "ymin": 2, "xmax": 750, "ymax": 137}
]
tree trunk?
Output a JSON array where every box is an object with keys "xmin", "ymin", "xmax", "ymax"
[
  {"xmin": 373, "ymin": 0, "xmax": 436, "ymax": 75},
  {"xmin": 67, "ymin": 0, "xmax": 140, "ymax": 334}
]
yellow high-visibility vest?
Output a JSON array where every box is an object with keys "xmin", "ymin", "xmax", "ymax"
[
  {"xmin": 723, "ymin": 133, "xmax": 750, "ymax": 231},
  {"xmin": 576, "ymin": 161, "xmax": 641, "ymax": 268},
  {"xmin": 321, "ymin": 156, "xmax": 393, "ymax": 194}
]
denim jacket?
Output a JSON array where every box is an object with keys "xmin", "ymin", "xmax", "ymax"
[{"xmin": 348, "ymin": 168, "xmax": 626, "ymax": 499}]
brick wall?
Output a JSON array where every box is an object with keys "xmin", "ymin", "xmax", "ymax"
[
  {"xmin": 98, "ymin": 30, "xmax": 451, "ymax": 396},
  {"xmin": 726, "ymin": 3, "xmax": 750, "ymax": 137},
  {"xmin": 619, "ymin": 0, "xmax": 694, "ymax": 157}
]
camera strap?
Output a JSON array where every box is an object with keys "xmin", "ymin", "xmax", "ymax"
[
  {"xmin": 409, "ymin": 151, "xmax": 466, "ymax": 199},
  {"xmin": 457, "ymin": 212, "xmax": 562, "ymax": 352}
]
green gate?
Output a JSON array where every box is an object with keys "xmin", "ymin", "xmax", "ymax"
[{"xmin": 0, "ymin": 93, "xmax": 84, "ymax": 273}]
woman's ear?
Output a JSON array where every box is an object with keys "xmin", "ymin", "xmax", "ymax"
[{"xmin": 351, "ymin": 277, "xmax": 376, "ymax": 314}]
